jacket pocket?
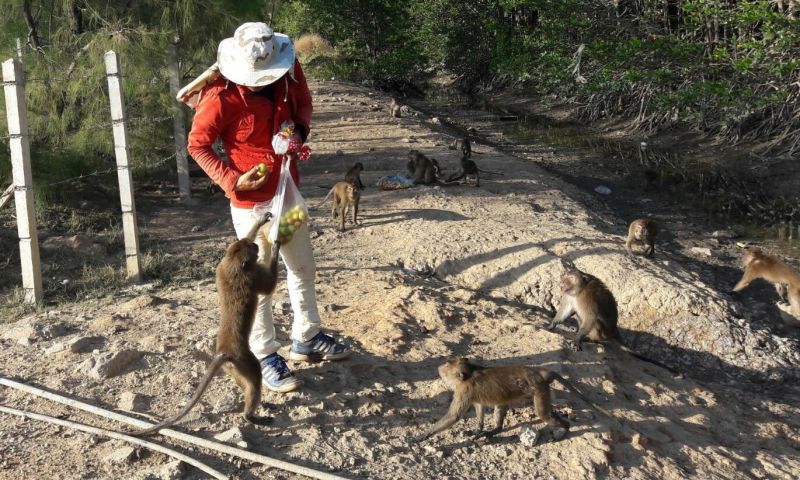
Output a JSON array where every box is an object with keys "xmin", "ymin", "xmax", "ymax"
[{"xmin": 234, "ymin": 113, "xmax": 256, "ymax": 143}]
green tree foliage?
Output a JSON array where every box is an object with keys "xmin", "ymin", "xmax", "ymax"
[{"xmin": 0, "ymin": 0, "xmax": 262, "ymax": 195}]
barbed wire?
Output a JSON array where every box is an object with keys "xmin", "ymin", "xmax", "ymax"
[{"xmin": 39, "ymin": 151, "xmax": 179, "ymax": 188}]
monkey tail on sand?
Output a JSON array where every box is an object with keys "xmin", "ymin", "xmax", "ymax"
[
  {"xmin": 129, "ymin": 352, "xmax": 233, "ymax": 437},
  {"xmin": 613, "ymin": 340, "xmax": 679, "ymax": 375},
  {"xmin": 547, "ymin": 372, "xmax": 619, "ymax": 425},
  {"xmin": 0, "ymin": 375, "xmax": 350, "ymax": 480}
]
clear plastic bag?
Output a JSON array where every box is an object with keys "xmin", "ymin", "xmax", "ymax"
[{"xmin": 267, "ymin": 155, "xmax": 309, "ymax": 245}]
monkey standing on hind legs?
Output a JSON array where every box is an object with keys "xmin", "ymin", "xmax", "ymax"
[
  {"xmin": 410, "ymin": 357, "xmax": 616, "ymax": 444},
  {"xmin": 731, "ymin": 247, "xmax": 800, "ymax": 319},
  {"xmin": 549, "ymin": 268, "xmax": 678, "ymax": 373},
  {"xmin": 626, "ymin": 218, "xmax": 658, "ymax": 257},
  {"xmin": 127, "ymin": 214, "xmax": 281, "ymax": 436}
]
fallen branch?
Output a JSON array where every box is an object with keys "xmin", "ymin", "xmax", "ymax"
[
  {"xmin": 0, "ymin": 184, "xmax": 13, "ymax": 210},
  {"xmin": 0, "ymin": 376, "xmax": 349, "ymax": 480},
  {"xmin": 0, "ymin": 405, "xmax": 227, "ymax": 480}
]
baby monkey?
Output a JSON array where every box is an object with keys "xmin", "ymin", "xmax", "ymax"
[
  {"xmin": 549, "ymin": 268, "xmax": 676, "ymax": 372},
  {"xmin": 732, "ymin": 247, "xmax": 800, "ymax": 317},
  {"xmin": 626, "ymin": 218, "xmax": 657, "ymax": 257},
  {"xmin": 411, "ymin": 358, "xmax": 613, "ymax": 444},
  {"xmin": 130, "ymin": 214, "xmax": 281, "ymax": 436}
]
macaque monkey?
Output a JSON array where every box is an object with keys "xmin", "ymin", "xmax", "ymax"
[
  {"xmin": 732, "ymin": 247, "xmax": 800, "ymax": 317},
  {"xmin": 446, "ymin": 155, "xmax": 504, "ymax": 187},
  {"xmin": 549, "ymin": 268, "xmax": 676, "ymax": 372},
  {"xmin": 321, "ymin": 181, "xmax": 360, "ymax": 231},
  {"xmin": 626, "ymin": 218, "xmax": 657, "ymax": 257},
  {"xmin": 461, "ymin": 136, "xmax": 472, "ymax": 158},
  {"xmin": 407, "ymin": 150, "xmax": 450, "ymax": 186},
  {"xmin": 411, "ymin": 357, "xmax": 614, "ymax": 444},
  {"xmin": 344, "ymin": 162, "xmax": 365, "ymax": 190},
  {"xmin": 389, "ymin": 98, "xmax": 401, "ymax": 118},
  {"xmin": 130, "ymin": 214, "xmax": 280, "ymax": 436}
]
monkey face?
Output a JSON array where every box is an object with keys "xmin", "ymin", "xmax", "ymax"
[
  {"xmin": 560, "ymin": 270, "xmax": 586, "ymax": 295},
  {"xmin": 227, "ymin": 239, "xmax": 259, "ymax": 269},
  {"xmin": 634, "ymin": 224, "xmax": 647, "ymax": 240},
  {"xmin": 438, "ymin": 357, "xmax": 472, "ymax": 389}
]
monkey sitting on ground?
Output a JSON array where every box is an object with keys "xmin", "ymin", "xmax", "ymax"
[
  {"xmin": 549, "ymin": 268, "xmax": 677, "ymax": 373},
  {"xmin": 317, "ymin": 181, "xmax": 360, "ymax": 231},
  {"xmin": 406, "ymin": 150, "xmax": 453, "ymax": 186},
  {"xmin": 446, "ymin": 155, "xmax": 504, "ymax": 187},
  {"xmin": 732, "ymin": 247, "xmax": 800, "ymax": 317},
  {"xmin": 410, "ymin": 357, "xmax": 615, "ymax": 444},
  {"xmin": 130, "ymin": 214, "xmax": 281, "ymax": 436},
  {"xmin": 625, "ymin": 218, "xmax": 657, "ymax": 257},
  {"xmin": 344, "ymin": 162, "xmax": 365, "ymax": 190}
]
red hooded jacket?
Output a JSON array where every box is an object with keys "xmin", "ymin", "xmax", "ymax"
[{"xmin": 187, "ymin": 60, "xmax": 313, "ymax": 208}]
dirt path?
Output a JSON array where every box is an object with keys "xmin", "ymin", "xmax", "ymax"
[{"xmin": 1, "ymin": 81, "xmax": 799, "ymax": 479}]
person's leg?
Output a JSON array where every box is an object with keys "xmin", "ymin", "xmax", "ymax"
[
  {"xmin": 230, "ymin": 204, "xmax": 301, "ymax": 392},
  {"xmin": 279, "ymin": 222, "xmax": 350, "ymax": 361}
]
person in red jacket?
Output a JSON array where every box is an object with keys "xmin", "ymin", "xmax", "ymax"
[{"xmin": 188, "ymin": 22, "xmax": 350, "ymax": 393}]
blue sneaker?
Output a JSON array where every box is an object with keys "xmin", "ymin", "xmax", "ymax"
[
  {"xmin": 289, "ymin": 332, "xmax": 351, "ymax": 362},
  {"xmin": 260, "ymin": 353, "xmax": 303, "ymax": 393}
]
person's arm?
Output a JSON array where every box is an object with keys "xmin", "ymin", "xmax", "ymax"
[
  {"xmin": 290, "ymin": 60, "xmax": 313, "ymax": 143},
  {"xmin": 187, "ymin": 91, "xmax": 266, "ymax": 194}
]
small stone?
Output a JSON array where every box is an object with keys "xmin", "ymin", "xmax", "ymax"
[
  {"xmin": 213, "ymin": 427, "xmax": 248, "ymax": 449},
  {"xmin": 594, "ymin": 185, "xmax": 612, "ymax": 195},
  {"xmin": 158, "ymin": 460, "xmax": 184, "ymax": 480},
  {"xmin": 118, "ymin": 392, "xmax": 148, "ymax": 411},
  {"xmin": 552, "ymin": 427, "xmax": 567, "ymax": 441},
  {"xmin": 431, "ymin": 117, "xmax": 441, "ymax": 124},
  {"xmin": 518, "ymin": 424, "xmax": 540, "ymax": 447},
  {"xmin": 335, "ymin": 149, "xmax": 344, "ymax": 156},
  {"xmin": 631, "ymin": 432, "xmax": 649, "ymax": 450},
  {"xmin": 69, "ymin": 336, "xmax": 105, "ymax": 353},
  {"xmin": 3, "ymin": 323, "xmax": 40, "ymax": 346},
  {"xmin": 711, "ymin": 230, "xmax": 737, "ymax": 239},
  {"xmin": 40, "ymin": 322, "xmax": 69, "ymax": 340},
  {"xmin": 104, "ymin": 446, "xmax": 137, "ymax": 465},
  {"xmin": 78, "ymin": 349, "xmax": 142, "ymax": 380},
  {"xmin": 690, "ymin": 247, "xmax": 713, "ymax": 257}
]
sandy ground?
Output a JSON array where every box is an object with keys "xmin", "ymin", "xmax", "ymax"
[{"xmin": 1, "ymin": 81, "xmax": 799, "ymax": 479}]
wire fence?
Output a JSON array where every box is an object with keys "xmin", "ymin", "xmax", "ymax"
[{"xmin": 2, "ymin": 49, "xmax": 193, "ymax": 304}]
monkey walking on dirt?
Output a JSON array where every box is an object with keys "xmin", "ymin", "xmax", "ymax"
[
  {"xmin": 127, "ymin": 213, "xmax": 281, "ymax": 436},
  {"xmin": 410, "ymin": 357, "xmax": 616, "ymax": 444}
]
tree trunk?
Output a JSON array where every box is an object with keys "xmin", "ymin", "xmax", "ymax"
[{"xmin": 21, "ymin": 0, "xmax": 41, "ymax": 51}]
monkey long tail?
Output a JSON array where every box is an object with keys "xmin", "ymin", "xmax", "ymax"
[
  {"xmin": 127, "ymin": 352, "xmax": 232, "ymax": 437},
  {"xmin": 477, "ymin": 169, "xmax": 504, "ymax": 176},
  {"xmin": 314, "ymin": 187, "xmax": 336, "ymax": 209},
  {"xmin": 616, "ymin": 343, "xmax": 678, "ymax": 374},
  {"xmin": 549, "ymin": 372, "xmax": 618, "ymax": 423}
]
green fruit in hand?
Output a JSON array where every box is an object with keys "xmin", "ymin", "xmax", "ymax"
[{"xmin": 256, "ymin": 163, "xmax": 267, "ymax": 177}]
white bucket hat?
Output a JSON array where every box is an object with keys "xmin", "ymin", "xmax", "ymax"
[{"xmin": 216, "ymin": 22, "xmax": 295, "ymax": 87}]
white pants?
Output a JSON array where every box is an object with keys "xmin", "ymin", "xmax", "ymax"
[{"xmin": 230, "ymin": 202, "xmax": 321, "ymax": 359}]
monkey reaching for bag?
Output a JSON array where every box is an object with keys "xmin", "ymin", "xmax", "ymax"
[
  {"xmin": 130, "ymin": 214, "xmax": 281, "ymax": 436},
  {"xmin": 549, "ymin": 268, "xmax": 677, "ymax": 373},
  {"xmin": 625, "ymin": 218, "xmax": 657, "ymax": 257},
  {"xmin": 732, "ymin": 247, "xmax": 800, "ymax": 317},
  {"xmin": 411, "ymin": 357, "xmax": 614, "ymax": 444}
]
